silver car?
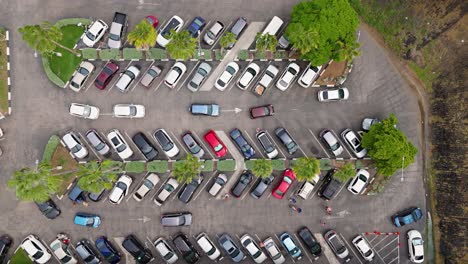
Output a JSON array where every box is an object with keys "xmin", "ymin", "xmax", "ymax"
[
  {"xmin": 187, "ymin": 62, "xmax": 212, "ymax": 92},
  {"xmin": 263, "ymin": 237, "xmax": 285, "ymax": 264},
  {"xmin": 320, "ymin": 129, "xmax": 344, "ymax": 156},
  {"xmin": 85, "ymin": 129, "xmax": 110, "ymax": 156},
  {"xmin": 182, "ymin": 132, "xmax": 205, "ymax": 158}
]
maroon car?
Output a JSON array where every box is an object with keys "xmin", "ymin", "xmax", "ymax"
[
  {"xmin": 249, "ymin": 104, "xmax": 275, "ymax": 119},
  {"xmin": 95, "ymin": 62, "xmax": 119, "ymax": 90},
  {"xmin": 145, "ymin": 16, "xmax": 159, "ymax": 28}
]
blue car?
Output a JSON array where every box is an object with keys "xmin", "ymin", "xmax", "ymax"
[
  {"xmin": 74, "ymin": 212, "xmax": 101, "ymax": 228},
  {"xmin": 392, "ymin": 207, "xmax": 423, "ymax": 227},
  {"xmin": 230, "ymin": 128, "xmax": 255, "ymax": 159},
  {"xmin": 280, "ymin": 232, "xmax": 303, "ymax": 260},
  {"xmin": 187, "ymin": 17, "xmax": 206, "ymax": 37},
  {"xmin": 95, "ymin": 236, "xmax": 121, "ymax": 264}
]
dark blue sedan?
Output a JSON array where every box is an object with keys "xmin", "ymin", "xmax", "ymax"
[
  {"xmin": 187, "ymin": 17, "xmax": 206, "ymax": 37},
  {"xmin": 95, "ymin": 236, "xmax": 121, "ymax": 264},
  {"xmin": 229, "ymin": 128, "xmax": 255, "ymax": 159},
  {"xmin": 392, "ymin": 207, "xmax": 423, "ymax": 227}
]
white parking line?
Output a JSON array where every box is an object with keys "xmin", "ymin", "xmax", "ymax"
[
  {"xmin": 273, "ymin": 233, "xmax": 296, "ymax": 263},
  {"xmin": 131, "ymin": 61, "xmax": 155, "ymax": 92},
  {"xmin": 212, "ymin": 21, "xmax": 233, "ymax": 48},
  {"xmin": 84, "ymin": 65, "xmax": 104, "ymax": 92},
  {"xmin": 170, "ymin": 131, "xmax": 187, "ymax": 154},
  {"xmin": 296, "ymin": 141, "xmax": 307, "ymax": 157},
  {"xmin": 193, "ymin": 170, "xmax": 217, "ymax": 201},
  {"xmin": 192, "ymin": 131, "xmax": 214, "ymax": 159},
  {"xmin": 372, "ymin": 235, "xmax": 392, "ymax": 247},
  {"xmin": 330, "ymin": 129, "xmax": 352, "ymax": 158},
  {"xmin": 240, "ymin": 177, "xmax": 257, "ymax": 200},
  {"xmin": 124, "ymin": 131, "xmax": 142, "ymax": 158},
  {"xmin": 171, "ymin": 182, "xmax": 184, "ymax": 201},
  {"xmin": 340, "ymin": 234, "xmax": 363, "ymax": 264},
  {"xmin": 361, "ymin": 235, "xmax": 387, "ymax": 263},
  {"xmin": 293, "ymin": 233, "xmax": 314, "ymax": 263},
  {"xmin": 377, "ymin": 236, "xmax": 399, "ymax": 253},
  {"xmin": 244, "ymin": 130, "xmax": 265, "ymax": 158},
  {"xmin": 177, "ymin": 61, "xmax": 200, "ymax": 91},
  {"xmin": 265, "ymin": 130, "xmax": 286, "ymax": 159},
  {"xmin": 153, "ymin": 81, "xmax": 164, "ymax": 92},
  {"xmin": 78, "ymin": 132, "xmax": 101, "ymax": 161},
  {"xmin": 333, "ymin": 180, "xmax": 347, "ymax": 199},
  {"xmin": 308, "ymin": 128, "xmax": 330, "ymax": 158}
]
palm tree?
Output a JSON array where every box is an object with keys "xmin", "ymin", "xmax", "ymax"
[
  {"xmin": 219, "ymin": 32, "xmax": 236, "ymax": 52},
  {"xmin": 255, "ymin": 33, "xmax": 278, "ymax": 53},
  {"xmin": 77, "ymin": 160, "xmax": 119, "ymax": 193},
  {"xmin": 173, "ymin": 154, "xmax": 202, "ymax": 184},
  {"xmin": 127, "ymin": 20, "xmax": 157, "ymax": 50},
  {"xmin": 285, "ymin": 23, "xmax": 319, "ymax": 56},
  {"xmin": 7, "ymin": 162, "xmax": 62, "ymax": 202},
  {"xmin": 251, "ymin": 159, "xmax": 273, "ymax": 178},
  {"xmin": 333, "ymin": 40, "xmax": 361, "ymax": 62},
  {"xmin": 166, "ymin": 30, "xmax": 197, "ymax": 60},
  {"xmin": 18, "ymin": 21, "xmax": 80, "ymax": 56},
  {"xmin": 334, "ymin": 163, "xmax": 356, "ymax": 183},
  {"xmin": 292, "ymin": 157, "xmax": 320, "ymax": 181}
]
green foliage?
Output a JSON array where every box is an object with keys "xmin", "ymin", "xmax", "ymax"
[
  {"xmin": 255, "ymin": 33, "xmax": 278, "ymax": 53},
  {"xmin": 194, "ymin": 49, "xmax": 212, "ymax": 60},
  {"xmin": 271, "ymin": 159, "xmax": 286, "ymax": 170},
  {"xmin": 200, "ymin": 160, "xmax": 214, "ymax": 172},
  {"xmin": 125, "ymin": 161, "xmax": 146, "ymax": 173},
  {"xmin": 54, "ymin": 18, "xmax": 91, "ymax": 28},
  {"xmin": 286, "ymin": 0, "xmax": 360, "ymax": 65},
  {"xmin": 334, "ymin": 163, "xmax": 356, "ymax": 183},
  {"xmin": 148, "ymin": 48, "xmax": 167, "ymax": 60},
  {"xmin": 237, "ymin": 50, "xmax": 249, "ymax": 60},
  {"xmin": 292, "ymin": 157, "xmax": 320, "ymax": 181},
  {"xmin": 41, "ymin": 135, "xmax": 60, "ymax": 163},
  {"xmin": 127, "ymin": 20, "xmax": 157, "ymax": 50},
  {"xmin": 9, "ymin": 248, "xmax": 33, "ymax": 264},
  {"xmin": 275, "ymin": 50, "xmax": 287, "ymax": 59},
  {"xmin": 172, "ymin": 154, "xmax": 201, "ymax": 184},
  {"xmin": 215, "ymin": 50, "xmax": 226, "ymax": 60},
  {"xmin": 18, "ymin": 21, "xmax": 62, "ymax": 55},
  {"xmin": 99, "ymin": 49, "xmax": 121, "ymax": 60},
  {"xmin": 362, "ymin": 113, "xmax": 418, "ymax": 177},
  {"xmin": 166, "ymin": 30, "xmax": 197, "ymax": 60},
  {"xmin": 319, "ymin": 159, "xmax": 332, "ymax": 170},
  {"xmin": 81, "ymin": 48, "xmax": 98, "ymax": 59},
  {"xmin": 220, "ymin": 32, "xmax": 237, "ymax": 50},
  {"xmin": 217, "ymin": 160, "xmax": 236, "ymax": 171},
  {"xmin": 408, "ymin": 61, "xmax": 437, "ymax": 92},
  {"xmin": 7, "ymin": 162, "xmax": 62, "ymax": 202},
  {"xmin": 147, "ymin": 160, "xmax": 168, "ymax": 173},
  {"xmin": 107, "ymin": 160, "xmax": 124, "ymax": 173},
  {"xmin": 255, "ymin": 51, "xmax": 266, "ymax": 60},
  {"xmin": 123, "ymin": 48, "xmax": 143, "ymax": 60},
  {"xmin": 77, "ymin": 160, "xmax": 118, "ymax": 193},
  {"xmin": 251, "ymin": 159, "xmax": 273, "ymax": 178},
  {"xmin": 41, "ymin": 57, "xmax": 66, "ymax": 87}
]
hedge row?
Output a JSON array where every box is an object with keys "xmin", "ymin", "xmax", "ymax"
[
  {"xmin": 147, "ymin": 48, "xmax": 167, "ymax": 60},
  {"xmin": 99, "ymin": 49, "xmax": 121, "ymax": 60},
  {"xmin": 200, "ymin": 160, "xmax": 214, "ymax": 172},
  {"xmin": 125, "ymin": 161, "xmax": 145, "ymax": 173},
  {"xmin": 217, "ymin": 160, "xmax": 236, "ymax": 171},
  {"xmin": 147, "ymin": 160, "xmax": 169, "ymax": 173},
  {"xmin": 123, "ymin": 48, "xmax": 143, "ymax": 60},
  {"xmin": 41, "ymin": 135, "xmax": 61, "ymax": 163},
  {"xmin": 237, "ymin": 50, "xmax": 249, "ymax": 60},
  {"xmin": 82, "ymin": 48, "xmax": 98, "ymax": 59}
]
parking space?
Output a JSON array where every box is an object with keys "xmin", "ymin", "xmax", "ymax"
[{"xmin": 362, "ymin": 233, "xmax": 401, "ymax": 264}]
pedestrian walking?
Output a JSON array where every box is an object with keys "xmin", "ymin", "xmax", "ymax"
[
  {"xmin": 289, "ymin": 196, "xmax": 297, "ymax": 204},
  {"xmin": 326, "ymin": 206, "xmax": 332, "ymax": 215}
]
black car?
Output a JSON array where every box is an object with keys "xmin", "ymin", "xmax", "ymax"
[
  {"xmin": 132, "ymin": 132, "xmax": 158, "ymax": 161},
  {"xmin": 317, "ymin": 169, "xmax": 341, "ymax": 201},
  {"xmin": 35, "ymin": 199, "xmax": 61, "ymax": 219},
  {"xmin": 173, "ymin": 233, "xmax": 200, "ymax": 264},
  {"xmin": 179, "ymin": 176, "xmax": 204, "ymax": 204},
  {"xmin": 231, "ymin": 171, "xmax": 254, "ymax": 198},
  {"xmin": 88, "ymin": 188, "xmax": 106, "ymax": 202},
  {"xmin": 298, "ymin": 227, "xmax": 322, "ymax": 257},
  {"xmin": 0, "ymin": 235, "xmax": 12, "ymax": 263},
  {"xmin": 229, "ymin": 128, "xmax": 255, "ymax": 159},
  {"xmin": 275, "ymin": 127, "xmax": 298, "ymax": 155},
  {"xmin": 122, "ymin": 235, "xmax": 153, "ymax": 264},
  {"xmin": 95, "ymin": 236, "xmax": 121, "ymax": 264},
  {"xmin": 76, "ymin": 239, "xmax": 101, "ymax": 264},
  {"xmin": 250, "ymin": 175, "xmax": 275, "ymax": 199}
]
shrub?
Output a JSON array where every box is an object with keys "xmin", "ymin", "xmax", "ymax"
[
  {"xmin": 200, "ymin": 160, "xmax": 214, "ymax": 172},
  {"xmin": 41, "ymin": 57, "xmax": 66, "ymax": 87},
  {"xmin": 81, "ymin": 48, "xmax": 98, "ymax": 59},
  {"xmin": 245, "ymin": 160, "xmax": 255, "ymax": 170},
  {"xmin": 148, "ymin": 48, "xmax": 167, "ymax": 60},
  {"xmin": 41, "ymin": 135, "xmax": 61, "ymax": 163},
  {"xmin": 271, "ymin": 159, "xmax": 286, "ymax": 170},
  {"xmin": 255, "ymin": 51, "xmax": 266, "ymax": 60},
  {"xmin": 147, "ymin": 160, "xmax": 168, "ymax": 173},
  {"xmin": 125, "ymin": 161, "xmax": 145, "ymax": 173},
  {"xmin": 320, "ymin": 159, "xmax": 332, "ymax": 170},
  {"xmin": 123, "ymin": 48, "xmax": 143, "ymax": 60},
  {"xmin": 107, "ymin": 160, "xmax": 124, "ymax": 173},
  {"xmin": 217, "ymin": 160, "xmax": 236, "ymax": 171},
  {"xmin": 215, "ymin": 50, "xmax": 226, "ymax": 60},
  {"xmin": 251, "ymin": 159, "xmax": 273, "ymax": 178},
  {"xmin": 275, "ymin": 50, "xmax": 287, "ymax": 59},
  {"xmin": 99, "ymin": 49, "xmax": 121, "ymax": 60},
  {"xmin": 237, "ymin": 50, "xmax": 249, "ymax": 60}
]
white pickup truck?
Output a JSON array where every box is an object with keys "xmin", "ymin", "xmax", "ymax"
[{"xmin": 252, "ymin": 65, "xmax": 279, "ymax": 96}]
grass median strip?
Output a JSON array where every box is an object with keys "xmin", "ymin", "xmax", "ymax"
[{"xmin": 0, "ymin": 27, "xmax": 8, "ymax": 113}]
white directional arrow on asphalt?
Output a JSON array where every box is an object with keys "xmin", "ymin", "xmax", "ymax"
[
  {"xmin": 129, "ymin": 216, "xmax": 151, "ymax": 223},
  {"xmin": 221, "ymin": 108, "xmax": 242, "ymax": 114}
]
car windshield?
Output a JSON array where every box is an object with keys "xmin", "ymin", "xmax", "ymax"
[
  {"xmin": 85, "ymin": 31, "xmax": 96, "ymax": 41},
  {"xmin": 71, "ymin": 144, "xmax": 82, "ymax": 153},
  {"xmin": 62, "ymin": 255, "xmax": 72, "ymax": 262},
  {"xmin": 275, "ymin": 189, "xmax": 283, "ymax": 196},
  {"xmin": 162, "ymin": 19, "xmax": 181, "ymax": 36},
  {"xmin": 148, "ymin": 69, "xmax": 158, "ymax": 77},
  {"xmin": 129, "ymin": 106, "xmax": 137, "ymax": 116},
  {"xmin": 323, "ymin": 91, "xmax": 329, "ymax": 99},
  {"xmin": 79, "ymin": 67, "xmax": 90, "ymax": 75},
  {"xmin": 189, "ymin": 81, "xmax": 199, "ymax": 88},
  {"xmin": 356, "ymin": 145, "xmax": 364, "ymax": 152},
  {"xmin": 109, "ymin": 33, "xmax": 120, "ymax": 41},
  {"xmin": 87, "ymin": 217, "xmax": 94, "ymax": 225},
  {"xmin": 413, "ymin": 238, "xmax": 423, "ymax": 246},
  {"xmin": 143, "ymin": 180, "xmax": 154, "ymax": 189},
  {"xmin": 116, "ymin": 144, "xmax": 127, "ymax": 152},
  {"xmin": 214, "ymin": 144, "xmax": 223, "ymax": 152},
  {"xmin": 164, "ymin": 251, "xmax": 175, "ymax": 260},
  {"xmin": 207, "ymin": 31, "xmax": 215, "ymax": 39},
  {"xmin": 190, "ymin": 145, "xmax": 201, "ymax": 154},
  {"xmin": 82, "ymin": 107, "xmax": 91, "ymax": 117},
  {"xmin": 95, "ymin": 142, "xmax": 105, "ymax": 151},
  {"xmin": 226, "ymin": 66, "xmax": 236, "ymax": 75},
  {"xmin": 279, "ymin": 80, "xmax": 288, "ymax": 87},
  {"xmin": 330, "ymin": 143, "xmax": 340, "ymax": 151},
  {"xmin": 165, "ymin": 184, "xmax": 175, "ymax": 192},
  {"xmin": 216, "ymin": 79, "xmax": 226, "ymax": 87},
  {"xmin": 198, "ymin": 67, "xmax": 208, "ymax": 76},
  {"xmin": 125, "ymin": 70, "xmax": 136, "ymax": 79},
  {"xmin": 32, "ymin": 250, "xmax": 44, "ymax": 259},
  {"xmin": 103, "ymin": 66, "xmax": 114, "ymax": 75},
  {"xmin": 286, "ymin": 141, "xmax": 296, "ymax": 149},
  {"xmin": 338, "ymin": 89, "xmax": 345, "ymax": 98},
  {"xmin": 289, "ymin": 68, "xmax": 298, "ymax": 75},
  {"xmin": 358, "ymin": 174, "xmax": 367, "ymax": 181},
  {"xmin": 253, "ymin": 250, "xmax": 262, "ymax": 258},
  {"xmin": 284, "ymin": 176, "xmax": 293, "ymax": 184}
]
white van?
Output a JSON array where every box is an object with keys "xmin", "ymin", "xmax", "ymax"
[
  {"xmin": 262, "ymin": 16, "xmax": 284, "ymax": 36},
  {"xmin": 297, "ymin": 174, "xmax": 320, "ymax": 199}
]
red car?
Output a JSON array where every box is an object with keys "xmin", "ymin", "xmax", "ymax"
[
  {"xmin": 249, "ymin": 104, "xmax": 274, "ymax": 119},
  {"xmin": 204, "ymin": 130, "xmax": 227, "ymax": 158},
  {"xmin": 94, "ymin": 62, "xmax": 119, "ymax": 90},
  {"xmin": 145, "ymin": 16, "xmax": 159, "ymax": 28},
  {"xmin": 272, "ymin": 169, "xmax": 296, "ymax": 199}
]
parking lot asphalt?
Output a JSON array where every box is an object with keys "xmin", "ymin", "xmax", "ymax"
[{"xmin": 0, "ymin": 1, "xmax": 426, "ymax": 263}]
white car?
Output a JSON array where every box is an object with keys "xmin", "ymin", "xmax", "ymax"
[
  {"xmin": 115, "ymin": 65, "xmax": 140, "ymax": 93},
  {"xmin": 154, "ymin": 178, "xmax": 179, "ymax": 206},
  {"xmin": 263, "ymin": 237, "xmax": 285, "ymax": 264},
  {"xmin": 215, "ymin": 62, "xmax": 240, "ymax": 91},
  {"xmin": 164, "ymin": 62, "xmax": 187, "ymax": 89},
  {"xmin": 240, "ymin": 234, "xmax": 267, "ymax": 263},
  {"xmin": 320, "ymin": 129, "xmax": 344, "ymax": 156},
  {"xmin": 62, "ymin": 132, "xmax": 88, "ymax": 159},
  {"xmin": 69, "ymin": 103, "xmax": 100, "ymax": 120},
  {"xmin": 347, "ymin": 169, "xmax": 370, "ymax": 194},
  {"xmin": 69, "ymin": 61, "xmax": 95, "ymax": 92},
  {"xmin": 21, "ymin": 235, "xmax": 52, "ymax": 264},
  {"xmin": 195, "ymin": 233, "xmax": 221, "ymax": 261},
  {"xmin": 153, "ymin": 129, "xmax": 179, "ymax": 158},
  {"xmin": 50, "ymin": 238, "xmax": 78, "ymax": 264},
  {"xmin": 276, "ymin": 62, "xmax": 300, "ymax": 91},
  {"xmin": 237, "ymin": 63, "xmax": 260, "ymax": 90},
  {"xmin": 203, "ymin": 21, "xmax": 224, "ymax": 45},
  {"xmin": 156, "ymin": 15, "xmax": 184, "ymax": 47},
  {"xmin": 113, "ymin": 104, "xmax": 145, "ymax": 118},
  {"xmin": 83, "ymin": 19, "xmax": 108, "ymax": 47},
  {"xmin": 318, "ymin": 87, "xmax": 349, "ymax": 102},
  {"xmin": 154, "ymin": 237, "xmax": 179, "ymax": 264},
  {"xmin": 133, "ymin": 173, "xmax": 160, "ymax": 202},
  {"xmin": 107, "ymin": 129, "xmax": 133, "ymax": 160},
  {"xmin": 408, "ymin": 230, "xmax": 424, "ymax": 263},
  {"xmin": 109, "ymin": 175, "xmax": 132, "ymax": 204},
  {"xmin": 297, "ymin": 174, "xmax": 320, "ymax": 199},
  {"xmin": 341, "ymin": 128, "xmax": 367, "ymax": 158},
  {"xmin": 298, "ymin": 63, "xmax": 322, "ymax": 88},
  {"xmin": 352, "ymin": 235, "xmax": 374, "ymax": 261}
]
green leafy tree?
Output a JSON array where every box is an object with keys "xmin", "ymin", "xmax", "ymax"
[
  {"xmin": 127, "ymin": 20, "xmax": 157, "ymax": 50},
  {"xmin": 220, "ymin": 32, "xmax": 236, "ymax": 52},
  {"xmin": 362, "ymin": 113, "xmax": 418, "ymax": 177},
  {"xmin": 292, "ymin": 157, "xmax": 320, "ymax": 181},
  {"xmin": 166, "ymin": 30, "xmax": 197, "ymax": 60},
  {"xmin": 77, "ymin": 160, "xmax": 119, "ymax": 193},
  {"xmin": 255, "ymin": 33, "xmax": 278, "ymax": 53},
  {"xmin": 286, "ymin": 0, "xmax": 360, "ymax": 65},
  {"xmin": 7, "ymin": 162, "xmax": 62, "ymax": 202},
  {"xmin": 173, "ymin": 154, "xmax": 201, "ymax": 184},
  {"xmin": 18, "ymin": 21, "xmax": 80, "ymax": 56},
  {"xmin": 334, "ymin": 163, "xmax": 355, "ymax": 183},
  {"xmin": 251, "ymin": 159, "xmax": 273, "ymax": 178}
]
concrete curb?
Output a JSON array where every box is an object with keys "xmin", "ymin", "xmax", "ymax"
[{"xmin": 3, "ymin": 30, "xmax": 12, "ymax": 117}]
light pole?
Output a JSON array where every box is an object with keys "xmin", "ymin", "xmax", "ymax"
[
  {"xmin": 400, "ymin": 156, "xmax": 405, "ymax": 182},
  {"xmin": 197, "ymin": 30, "xmax": 204, "ymax": 57}
]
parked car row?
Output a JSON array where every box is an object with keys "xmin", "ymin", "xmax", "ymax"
[{"xmin": 69, "ymin": 103, "xmax": 145, "ymax": 120}]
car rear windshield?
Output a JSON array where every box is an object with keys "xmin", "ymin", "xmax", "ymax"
[{"xmin": 162, "ymin": 19, "xmax": 181, "ymax": 36}]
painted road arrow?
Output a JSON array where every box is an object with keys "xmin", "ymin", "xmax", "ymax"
[
  {"xmin": 129, "ymin": 216, "xmax": 151, "ymax": 223},
  {"xmin": 221, "ymin": 108, "xmax": 242, "ymax": 114}
]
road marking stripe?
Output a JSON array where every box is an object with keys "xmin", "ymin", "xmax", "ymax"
[
  {"xmin": 265, "ymin": 130, "xmax": 287, "ymax": 159},
  {"xmin": 307, "ymin": 128, "xmax": 330, "ymax": 158},
  {"xmin": 381, "ymin": 246, "xmax": 399, "ymax": 260},
  {"xmin": 293, "ymin": 233, "xmax": 313, "ymax": 263},
  {"xmin": 340, "ymin": 233, "xmax": 363, "ymax": 264},
  {"xmin": 330, "ymin": 129, "xmax": 352, "ymax": 158},
  {"xmin": 377, "ymin": 236, "xmax": 399, "ymax": 253},
  {"xmin": 177, "ymin": 61, "xmax": 200, "ymax": 91},
  {"xmin": 244, "ymin": 130, "xmax": 265, "ymax": 158}
]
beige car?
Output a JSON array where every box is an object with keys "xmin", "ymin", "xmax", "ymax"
[
  {"xmin": 297, "ymin": 174, "xmax": 320, "ymax": 199},
  {"xmin": 69, "ymin": 61, "xmax": 95, "ymax": 92},
  {"xmin": 140, "ymin": 65, "xmax": 162, "ymax": 87},
  {"xmin": 154, "ymin": 178, "xmax": 179, "ymax": 206},
  {"xmin": 133, "ymin": 173, "xmax": 160, "ymax": 202}
]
